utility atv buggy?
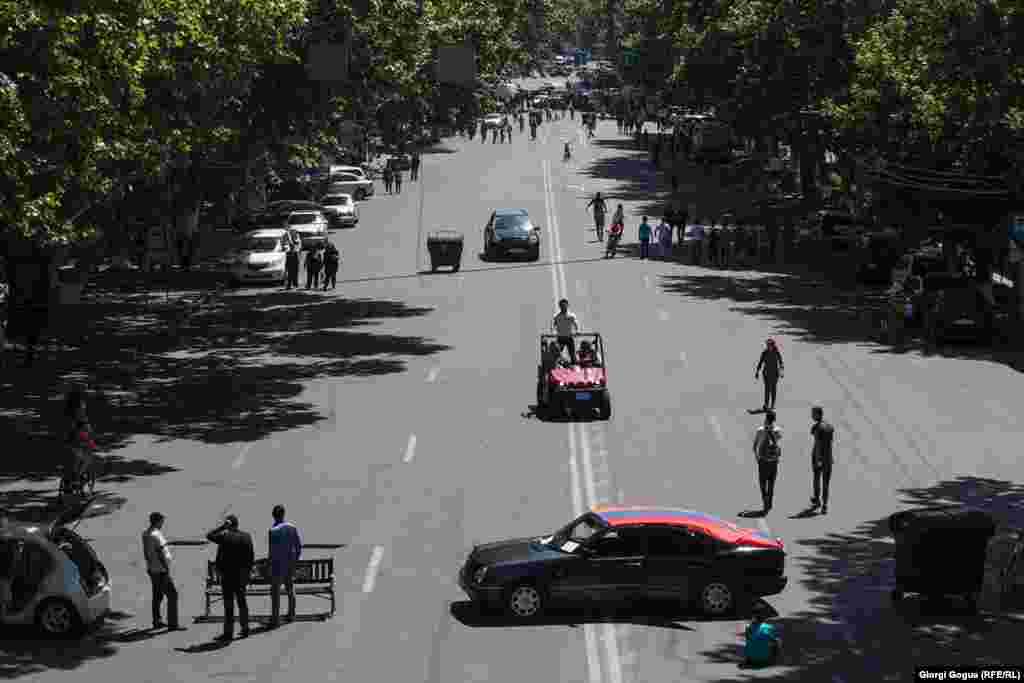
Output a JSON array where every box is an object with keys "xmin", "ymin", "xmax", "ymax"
[{"xmin": 536, "ymin": 333, "xmax": 611, "ymax": 420}]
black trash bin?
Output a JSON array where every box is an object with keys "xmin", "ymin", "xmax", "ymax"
[
  {"xmin": 426, "ymin": 231, "xmax": 463, "ymax": 273},
  {"xmin": 889, "ymin": 505, "xmax": 996, "ymax": 611}
]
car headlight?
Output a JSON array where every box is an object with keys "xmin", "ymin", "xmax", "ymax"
[{"xmin": 474, "ymin": 566, "xmax": 489, "ymax": 584}]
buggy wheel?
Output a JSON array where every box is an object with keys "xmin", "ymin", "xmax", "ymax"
[
  {"xmin": 964, "ymin": 592, "xmax": 980, "ymax": 613},
  {"xmin": 452, "ymin": 263, "xmax": 460, "ymax": 273},
  {"xmin": 597, "ymin": 392, "xmax": 611, "ymax": 420},
  {"xmin": 430, "ymin": 263, "xmax": 438, "ymax": 273},
  {"xmin": 536, "ymin": 379, "xmax": 545, "ymax": 409},
  {"xmin": 891, "ymin": 588, "xmax": 903, "ymax": 603}
]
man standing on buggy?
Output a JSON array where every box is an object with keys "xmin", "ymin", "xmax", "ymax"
[{"xmin": 552, "ymin": 299, "xmax": 581, "ymax": 364}]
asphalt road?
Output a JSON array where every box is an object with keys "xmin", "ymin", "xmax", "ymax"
[{"xmin": 5, "ymin": 107, "xmax": 1024, "ymax": 682}]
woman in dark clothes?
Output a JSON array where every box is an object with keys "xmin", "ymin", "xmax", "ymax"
[{"xmin": 755, "ymin": 338, "xmax": 785, "ymax": 411}]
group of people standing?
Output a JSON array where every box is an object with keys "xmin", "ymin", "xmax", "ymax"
[
  {"xmin": 750, "ymin": 339, "xmax": 836, "ymax": 515},
  {"xmin": 284, "ymin": 237, "xmax": 340, "ymax": 291},
  {"xmin": 382, "ymin": 153, "xmax": 420, "ymax": 194},
  {"xmin": 142, "ymin": 505, "xmax": 304, "ymax": 640}
]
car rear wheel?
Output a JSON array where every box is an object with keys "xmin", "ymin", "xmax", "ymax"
[
  {"xmin": 36, "ymin": 598, "xmax": 83, "ymax": 638},
  {"xmin": 506, "ymin": 583, "xmax": 545, "ymax": 619},
  {"xmin": 698, "ymin": 580, "xmax": 736, "ymax": 616}
]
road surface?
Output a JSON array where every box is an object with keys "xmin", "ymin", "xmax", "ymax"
[{"xmin": 3, "ymin": 104, "xmax": 1024, "ymax": 682}]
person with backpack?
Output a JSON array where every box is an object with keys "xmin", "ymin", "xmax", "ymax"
[
  {"xmin": 304, "ymin": 247, "xmax": 323, "ymax": 290},
  {"xmin": 752, "ymin": 410, "xmax": 782, "ymax": 512},
  {"xmin": 383, "ymin": 165, "xmax": 393, "ymax": 194}
]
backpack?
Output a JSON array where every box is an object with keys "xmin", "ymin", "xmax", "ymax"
[{"xmin": 759, "ymin": 428, "xmax": 780, "ymax": 462}]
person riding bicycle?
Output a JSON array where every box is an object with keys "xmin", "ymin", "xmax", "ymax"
[
  {"xmin": 586, "ymin": 193, "xmax": 608, "ymax": 237},
  {"xmin": 611, "ymin": 203, "xmax": 625, "ymax": 229},
  {"xmin": 64, "ymin": 384, "xmax": 98, "ymax": 488}
]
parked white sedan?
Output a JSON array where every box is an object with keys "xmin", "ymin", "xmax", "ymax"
[
  {"xmin": 325, "ymin": 172, "xmax": 375, "ymax": 201},
  {"xmin": 285, "ymin": 210, "xmax": 329, "ymax": 247},
  {"xmin": 320, "ymin": 193, "xmax": 359, "ymax": 228},
  {"xmin": 224, "ymin": 229, "xmax": 289, "ymax": 286}
]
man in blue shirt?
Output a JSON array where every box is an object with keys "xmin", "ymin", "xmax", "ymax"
[
  {"xmin": 744, "ymin": 606, "xmax": 782, "ymax": 666},
  {"xmin": 268, "ymin": 504, "xmax": 303, "ymax": 627},
  {"xmin": 638, "ymin": 216, "xmax": 652, "ymax": 259}
]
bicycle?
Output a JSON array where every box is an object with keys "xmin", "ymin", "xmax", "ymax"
[{"xmin": 57, "ymin": 449, "xmax": 98, "ymax": 502}]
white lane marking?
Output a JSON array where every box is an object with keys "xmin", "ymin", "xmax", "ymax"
[
  {"xmin": 576, "ymin": 415, "xmax": 598, "ymax": 511},
  {"xmin": 679, "ymin": 351, "xmax": 688, "ymax": 366},
  {"xmin": 643, "ymin": 275, "xmax": 651, "ymax": 289},
  {"xmin": 576, "ymin": 279, "xmax": 587, "ymax": 297},
  {"xmin": 708, "ymin": 414, "xmax": 725, "ymax": 447},
  {"xmin": 425, "ymin": 367, "xmax": 440, "ymax": 383},
  {"xmin": 602, "ymin": 623, "xmax": 624, "ymax": 683},
  {"xmin": 568, "ymin": 184, "xmax": 585, "ymax": 192},
  {"xmin": 543, "ymin": 161, "xmax": 562, "ymax": 300},
  {"xmin": 403, "ymin": 434, "xmax": 417, "ymax": 463},
  {"xmin": 569, "ymin": 449, "xmax": 601, "ymax": 683},
  {"xmin": 232, "ymin": 443, "xmax": 253, "ymax": 470},
  {"xmin": 657, "ymin": 309, "xmax": 669, "ymax": 322},
  {"xmin": 362, "ymin": 546, "xmax": 384, "ymax": 593}
]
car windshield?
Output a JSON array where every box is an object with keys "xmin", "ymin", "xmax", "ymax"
[
  {"xmin": 322, "ymin": 196, "xmax": 350, "ymax": 206},
  {"xmin": 495, "ymin": 215, "xmax": 531, "ymax": 233},
  {"xmin": 243, "ymin": 238, "xmax": 279, "ymax": 252},
  {"xmin": 289, "ymin": 213, "xmax": 317, "ymax": 225}
]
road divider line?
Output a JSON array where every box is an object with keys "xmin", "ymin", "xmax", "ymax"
[
  {"xmin": 643, "ymin": 275, "xmax": 651, "ymax": 289},
  {"xmin": 679, "ymin": 351, "xmax": 688, "ymax": 367},
  {"xmin": 602, "ymin": 623, "xmax": 624, "ymax": 683},
  {"xmin": 232, "ymin": 444, "xmax": 253, "ymax": 470},
  {"xmin": 425, "ymin": 367, "xmax": 440, "ymax": 383},
  {"xmin": 362, "ymin": 546, "xmax": 384, "ymax": 593},
  {"xmin": 577, "ymin": 423, "xmax": 598, "ymax": 508},
  {"xmin": 708, "ymin": 414, "xmax": 725, "ymax": 448},
  {"xmin": 403, "ymin": 434, "xmax": 417, "ymax": 463}
]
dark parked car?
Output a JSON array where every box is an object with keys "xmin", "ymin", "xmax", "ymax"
[
  {"xmin": 920, "ymin": 272, "xmax": 995, "ymax": 343},
  {"xmin": 483, "ymin": 208, "xmax": 541, "ymax": 261},
  {"xmin": 458, "ymin": 505, "xmax": 787, "ymax": 619}
]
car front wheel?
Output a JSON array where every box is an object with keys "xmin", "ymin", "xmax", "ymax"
[
  {"xmin": 355, "ymin": 189, "xmax": 367, "ymax": 201},
  {"xmin": 36, "ymin": 598, "xmax": 83, "ymax": 638},
  {"xmin": 506, "ymin": 583, "xmax": 545, "ymax": 619},
  {"xmin": 698, "ymin": 580, "xmax": 736, "ymax": 616}
]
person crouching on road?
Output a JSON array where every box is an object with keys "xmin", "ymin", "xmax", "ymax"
[
  {"xmin": 744, "ymin": 603, "xmax": 782, "ymax": 667},
  {"xmin": 268, "ymin": 505, "xmax": 302, "ymax": 628},
  {"xmin": 322, "ymin": 243, "xmax": 340, "ymax": 291},
  {"xmin": 305, "ymin": 247, "xmax": 323, "ymax": 290},
  {"xmin": 552, "ymin": 298, "xmax": 580, "ymax": 364},
  {"xmin": 753, "ymin": 410, "xmax": 782, "ymax": 512}
]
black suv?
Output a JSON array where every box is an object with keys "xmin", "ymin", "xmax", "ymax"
[{"xmin": 458, "ymin": 506, "xmax": 787, "ymax": 619}]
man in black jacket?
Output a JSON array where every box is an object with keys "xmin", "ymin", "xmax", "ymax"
[{"xmin": 206, "ymin": 515, "xmax": 255, "ymax": 641}]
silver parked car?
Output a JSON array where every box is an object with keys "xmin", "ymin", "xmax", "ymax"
[
  {"xmin": 320, "ymin": 194, "xmax": 359, "ymax": 228},
  {"xmin": 284, "ymin": 211, "xmax": 328, "ymax": 247}
]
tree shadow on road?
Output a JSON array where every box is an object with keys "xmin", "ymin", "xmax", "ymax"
[
  {"xmin": 0, "ymin": 622, "xmax": 120, "ymax": 679},
  {"xmin": 657, "ymin": 271, "xmax": 1024, "ymax": 372},
  {"xmin": 0, "ymin": 273, "xmax": 451, "ymax": 486},
  {"xmin": 696, "ymin": 476, "xmax": 1024, "ymax": 680}
]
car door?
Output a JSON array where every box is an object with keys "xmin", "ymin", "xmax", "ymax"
[
  {"xmin": 643, "ymin": 527, "xmax": 704, "ymax": 600},
  {"xmin": 580, "ymin": 528, "xmax": 649, "ymax": 602}
]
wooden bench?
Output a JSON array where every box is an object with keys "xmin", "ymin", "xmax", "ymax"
[{"xmin": 197, "ymin": 557, "xmax": 335, "ymax": 623}]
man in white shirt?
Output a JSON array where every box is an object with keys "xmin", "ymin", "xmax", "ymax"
[
  {"xmin": 142, "ymin": 512, "xmax": 184, "ymax": 631},
  {"xmin": 552, "ymin": 298, "xmax": 580, "ymax": 363}
]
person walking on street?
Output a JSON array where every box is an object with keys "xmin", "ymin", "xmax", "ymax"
[
  {"xmin": 410, "ymin": 154, "xmax": 420, "ymax": 181},
  {"xmin": 267, "ymin": 505, "xmax": 302, "ymax": 627},
  {"xmin": 142, "ymin": 512, "xmax": 184, "ymax": 631},
  {"xmin": 809, "ymin": 406, "xmax": 835, "ymax": 514},
  {"xmin": 304, "ymin": 247, "xmax": 322, "ymax": 290},
  {"xmin": 383, "ymin": 166, "xmax": 393, "ymax": 193},
  {"xmin": 285, "ymin": 244, "xmax": 300, "ymax": 289},
  {"xmin": 393, "ymin": 168, "xmax": 403, "ymax": 194},
  {"xmin": 638, "ymin": 216, "xmax": 652, "ymax": 259},
  {"xmin": 506, "ymin": 123, "xmax": 513, "ymax": 142},
  {"xmin": 753, "ymin": 410, "xmax": 782, "ymax": 512},
  {"xmin": 552, "ymin": 298, "xmax": 580, "ymax": 364},
  {"xmin": 322, "ymin": 242, "xmax": 340, "ymax": 291},
  {"xmin": 586, "ymin": 192, "xmax": 608, "ymax": 240},
  {"xmin": 206, "ymin": 515, "xmax": 255, "ymax": 641},
  {"xmin": 755, "ymin": 338, "xmax": 784, "ymax": 411}
]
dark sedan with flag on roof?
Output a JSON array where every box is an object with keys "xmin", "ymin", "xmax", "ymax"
[{"xmin": 458, "ymin": 505, "xmax": 787, "ymax": 619}]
